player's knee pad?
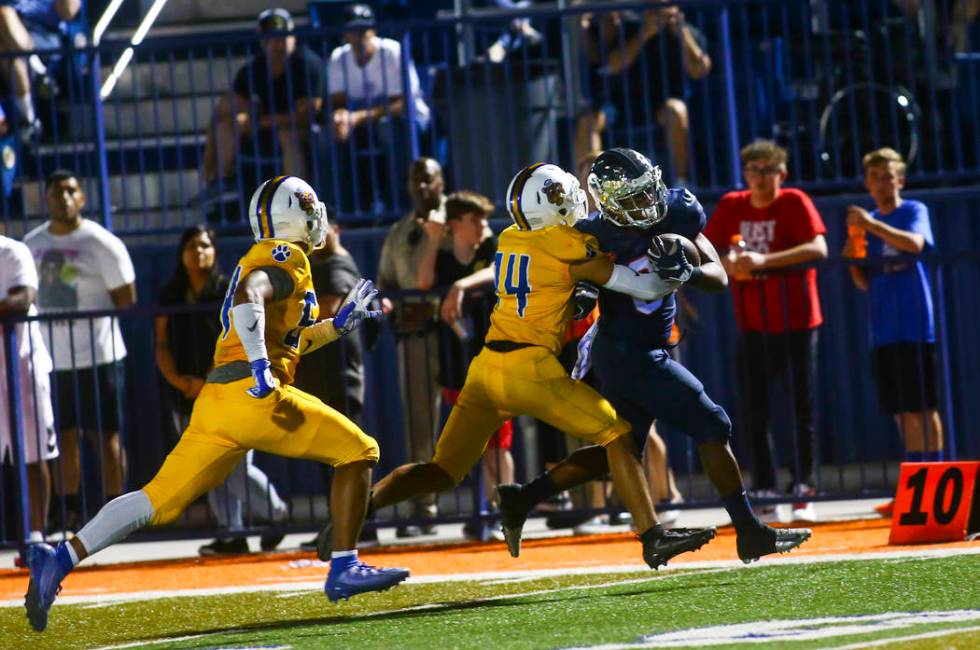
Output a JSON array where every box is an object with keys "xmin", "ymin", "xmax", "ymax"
[{"xmin": 598, "ymin": 417, "xmax": 633, "ymax": 449}]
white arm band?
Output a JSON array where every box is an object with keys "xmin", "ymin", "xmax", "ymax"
[
  {"xmin": 298, "ymin": 319, "xmax": 340, "ymax": 355},
  {"xmin": 603, "ymin": 264, "xmax": 679, "ymax": 302},
  {"xmin": 231, "ymin": 302, "xmax": 269, "ymax": 362}
]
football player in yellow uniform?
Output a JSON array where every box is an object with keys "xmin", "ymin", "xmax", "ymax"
[
  {"xmin": 366, "ymin": 163, "xmax": 716, "ymax": 568},
  {"xmin": 25, "ymin": 176, "xmax": 408, "ymax": 632}
]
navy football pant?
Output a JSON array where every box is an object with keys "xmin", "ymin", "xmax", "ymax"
[{"xmin": 592, "ymin": 334, "xmax": 731, "ymax": 451}]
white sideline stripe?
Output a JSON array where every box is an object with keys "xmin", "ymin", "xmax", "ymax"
[
  {"xmin": 820, "ymin": 624, "xmax": 980, "ymax": 649},
  {"xmin": 93, "ymin": 572, "xmax": 728, "ymax": 650},
  {"xmin": 565, "ymin": 611, "xmax": 980, "ymax": 649},
  {"xmin": 92, "ymin": 633, "xmax": 209, "ymax": 650},
  {"xmin": 2, "ymin": 545, "xmax": 978, "ymax": 609}
]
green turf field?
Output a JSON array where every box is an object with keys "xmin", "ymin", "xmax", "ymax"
[{"xmin": 2, "ymin": 554, "xmax": 978, "ymax": 649}]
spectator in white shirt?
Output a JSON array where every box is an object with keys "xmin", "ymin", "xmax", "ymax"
[
  {"xmin": 0, "ymin": 233, "xmax": 57, "ymax": 545},
  {"xmin": 327, "ymin": 3, "xmax": 430, "ymax": 213},
  {"xmin": 23, "ymin": 169, "xmax": 136, "ymax": 532}
]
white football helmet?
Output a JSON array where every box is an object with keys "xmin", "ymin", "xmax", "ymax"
[
  {"xmin": 505, "ymin": 163, "xmax": 587, "ymax": 231},
  {"xmin": 248, "ymin": 176, "xmax": 329, "ymax": 251}
]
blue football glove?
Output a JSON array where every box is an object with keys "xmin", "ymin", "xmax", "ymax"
[
  {"xmin": 247, "ymin": 358, "xmax": 277, "ymax": 399},
  {"xmin": 573, "ymin": 282, "xmax": 599, "ymax": 320},
  {"xmin": 334, "ymin": 278, "xmax": 383, "ymax": 336},
  {"xmin": 571, "ymin": 320, "xmax": 599, "ymax": 381},
  {"xmin": 648, "ymin": 235, "xmax": 700, "ymax": 283}
]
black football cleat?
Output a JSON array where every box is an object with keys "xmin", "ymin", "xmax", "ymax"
[
  {"xmin": 494, "ymin": 484, "xmax": 529, "ymax": 558},
  {"xmin": 642, "ymin": 526, "xmax": 716, "ymax": 570},
  {"xmin": 737, "ymin": 525, "xmax": 812, "ymax": 564}
]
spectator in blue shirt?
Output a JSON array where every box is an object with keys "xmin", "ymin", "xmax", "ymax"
[
  {"xmin": 844, "ymin": 148, "xmax": 944, "ymax": 511},
  {"xmin": 0, "ymin": 0, "xmax": 80, "ymax": 142}
]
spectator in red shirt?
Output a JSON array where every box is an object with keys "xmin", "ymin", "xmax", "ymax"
[{"xmin": 704, "ymin": 140, "xmax": 828, "ymax": 524}]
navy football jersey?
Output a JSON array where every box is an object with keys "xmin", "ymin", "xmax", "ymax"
[{"xmin": 576, "ymin": 188, "xmax": 706, "ymax": 349}]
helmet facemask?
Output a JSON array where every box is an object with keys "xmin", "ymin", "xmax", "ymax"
[
  {"xmin": 307, "ymin": 201, "xmax": 329, "ymax": 250},
  {"xmin": 588, "ymin": 164, "xmax": 669, "ymax": 229},
  {"xmin": 543, "ymin": 174, "xmax": 588, "ymax": 227}
]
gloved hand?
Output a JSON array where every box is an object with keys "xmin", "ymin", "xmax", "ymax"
[
  {"xmin": 573, "ymin": 282, "xmax": 599, "ymax": 320},
  {"xmin": 648, "ymin": 235, "xmax": 699, "ymax": 283},
  {"xmin": 335, "ymin": 278, "xmax": 384, "ymax": 336},
  {"xmin": 571, "ymin": 320, "xmax": 599, "ymax": 381},
  {"xmin": 247, "ymin": 358, "xmax": 277, "ymax": 399}
]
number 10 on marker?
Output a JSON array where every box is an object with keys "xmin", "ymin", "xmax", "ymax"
[{"xmin": 889, "ymin": 461, "xmax": 980, "ymax": 545}]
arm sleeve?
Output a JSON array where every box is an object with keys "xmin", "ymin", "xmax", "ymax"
[
  {"xmin": 909, "ymin": 202, "xmax": 935, "ymax": 251},
  {"xmin": 326, "ymin": 50, "xmax": 344, "ymax": 97},
  {"xmin": 790, "ymin": 190, "xmax": 827, "ymax": 241},
  {"xmin": 703, "ymin": 198, "xmax": 731, "ymax": 250},
  {"xmin": 669, "ymin": 188, "xmax": 707, "ymax": 239},
  {"xmin": 9, "ymin": 243, "xmax": 38, "ymax": 290},
  {"xmin": 478, "ymin": 236, "xmax": 498, "ymax": 264},
  {"xmin": 603, "ymin": 264, "xmax": 678, "ymax": 301},
  {"xmin": 377, "ymin": 231, "xmax": 397, "ymax": 290},
  {"xmin": 301, "ymin": 49, "xmax": 325, "ymax": 99},
  {"xmin": 99, "ymin": 233, "xmax": 136, "ymax": 291},
  {"xmin": 232, "ymin": 62, "xmax": 251, "ymax": 98},
  {"xmin": 382, "ymin": 43, "xmax": 405, "ymax": 97},
  {"xmin": 554, "ymin": 228, "xmax": 601, "ymax": 264}
]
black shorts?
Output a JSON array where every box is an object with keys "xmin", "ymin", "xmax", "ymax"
[
  {"xmin": 53, "ymin": 362, "xmax": 125, "ymax": 433},
  {"xmin": 871, "ymin": 342, "xmax": 939, "ymax": 415}
]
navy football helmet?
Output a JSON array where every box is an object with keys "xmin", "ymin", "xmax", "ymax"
[{"xmin": 587, "ymin": 148, "xmax": 669, "ymax": 228}]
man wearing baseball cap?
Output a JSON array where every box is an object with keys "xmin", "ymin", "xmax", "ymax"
[
  {"xmin": 326, "ymin": 3, "xmax": 430, "ymax": 212},
  {"xmin": 202, "ymin": 8, "xmax": 324, "ymax": 192}
]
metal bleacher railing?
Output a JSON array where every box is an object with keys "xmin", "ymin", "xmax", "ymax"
[
  {"xmin": 3, "ymin": 0, "xmax": 980, "ymax": 549},
  {"xmin": 2, "ymin": 0, "xmax": 980, "ymax": 237}
]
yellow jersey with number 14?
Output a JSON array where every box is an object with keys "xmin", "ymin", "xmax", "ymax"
[
  {"xmin": 213, "ymin": 239, "xmax": 319, "ymax": 385},
  {"xmin": 486, "ymin": 224, "xmax": 600, "ymax": 356}
]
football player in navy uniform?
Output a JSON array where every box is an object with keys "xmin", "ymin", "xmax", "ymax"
[{"xmin": 496, "ymin": 148, "xmax": 812, "ymax": 563}]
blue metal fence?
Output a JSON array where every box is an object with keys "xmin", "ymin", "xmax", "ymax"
[
  {"xmin": 2, "ymin": 1, "xmax": 980, "ymax": 237},
  {"xmin": 4, "ymin": 184, "xmax": 980, "ymax": 548},
  {"xmin": 3, "ymin": 1, "xmax": 980, "ymax": 548}
]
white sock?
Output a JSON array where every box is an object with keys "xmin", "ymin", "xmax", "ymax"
[
  {"xmin": 28, "ymin": 530, "xmax": 43, "ymax": 544},
  {"xmin": 65, "ymin": 541, "xmax": 80, "ymax": 567},
  {"xmin": 14, "ymin": 94, "xmax": 34, "ymax": 123},
  {"xmin": 331, "ymin": 549, "xmax": 357, "ymax": 559},
  {"xmin": 74, "ymin": 491, "xmax": 154, "ymax": 558}
]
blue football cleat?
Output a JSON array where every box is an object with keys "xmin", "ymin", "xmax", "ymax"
[
  {"xmin": 324, "ymin": 562, "xmax": 409, "ymax": 602},
  {"xmin": 24, "ymin": 542, "xmax": 70, "ymax": 632}
]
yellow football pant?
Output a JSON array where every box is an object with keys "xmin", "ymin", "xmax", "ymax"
[
  {"xmin": 144, "ymin": 378, "xmax": 379, "ymax": 525},
  {"xmin": 433, "ymin": 346, "xmax": 630, "ymax": 484}
]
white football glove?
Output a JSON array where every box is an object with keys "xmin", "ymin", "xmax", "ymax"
[{"xmin": 334, "ymin": 278, "xmax": 383, "ymax": 336}]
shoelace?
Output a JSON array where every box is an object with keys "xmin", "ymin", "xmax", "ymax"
[{"xmin": 349, "ymin": 562, "xmax": 388, "ymax": 576}]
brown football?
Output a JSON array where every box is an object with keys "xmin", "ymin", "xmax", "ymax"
[{"xmin": 657, "ymin": 233, "xmax": 701, "ymax": 266}]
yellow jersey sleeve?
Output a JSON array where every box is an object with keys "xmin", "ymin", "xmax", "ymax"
[
  {"xmin": 548, "ymin": 225, "xmax": 600, "ymax": 264},
  {"xmin": 213, "ymin": 240, "xmax": 319, "ymax": 385}
]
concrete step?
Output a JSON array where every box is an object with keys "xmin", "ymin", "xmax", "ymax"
[
  {"xmin": 102, "ymin": 94, "xmax": 218, "ymax": 138},
  {"xmin": 101, "ymin": 54, "xmax": 248, "ymax": 101}
]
